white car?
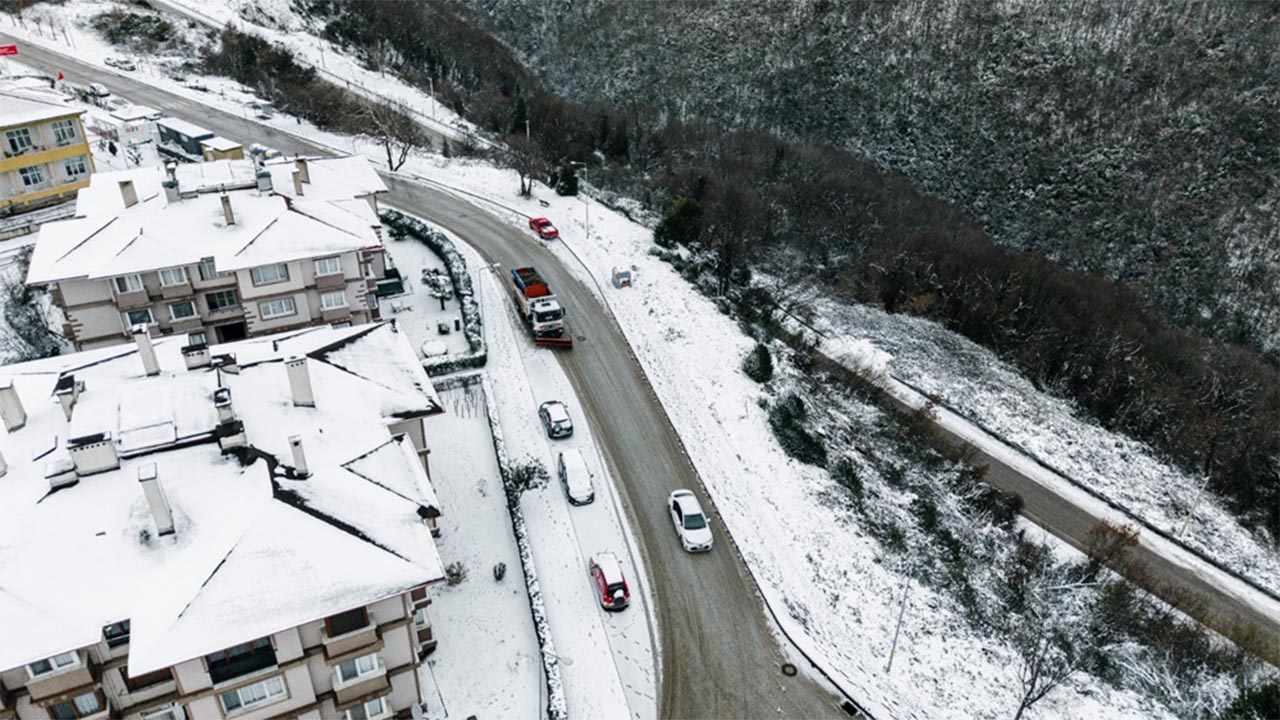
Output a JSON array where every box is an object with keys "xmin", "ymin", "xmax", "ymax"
[
  {"xmin": 106, "ymin": 57, "xmax": 137, "ymax": 71},
  {"xmin": 669, "ymin": 489, "xmax": 713, "ymax": 552},
  {"xmin": 557, "ymin": 449, "xmax": 594, "ymax": 506}
]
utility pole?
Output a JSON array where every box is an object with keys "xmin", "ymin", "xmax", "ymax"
[
  {"xmin": 525, "ymin": 117, "xmax": 530, "ymax": 140},
  {"xmin": 1177, "ymin": 474, "xmax": 1213, "ymax": 538},
  {"xmin": 428, "ymin": 76, "xmax": 436, "ymax": 119},
  {"xmin": 885, "ymin": 577, "xmax": 910, "ymax": 674}
]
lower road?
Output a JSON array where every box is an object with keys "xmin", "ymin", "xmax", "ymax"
[{"xmin": 1, "ymin": 33, "xmax": 846, "ymax": 717}]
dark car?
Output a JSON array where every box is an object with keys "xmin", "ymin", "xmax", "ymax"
[{"xmin": 538, "ymin": 400, "xmax": 573, "ymax": 439}]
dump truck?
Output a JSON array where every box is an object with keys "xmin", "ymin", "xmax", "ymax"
[{"xmin": 511, "ymin": 267, "xmax": 573, "ymax": 349}]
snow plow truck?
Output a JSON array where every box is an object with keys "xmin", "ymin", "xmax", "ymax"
[{"xmin": 511, "ymin": 267, "xmax": 573, "ymax": 349}]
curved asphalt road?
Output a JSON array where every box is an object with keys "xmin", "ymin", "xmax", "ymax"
[{"xmin": 0, "ymin": 34, "xmax": 846, "ymax": 717}]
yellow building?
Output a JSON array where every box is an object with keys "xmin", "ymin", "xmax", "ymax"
[{"xmin": 1, "ymin": 93, "xmax": 94, "ymax": 213}]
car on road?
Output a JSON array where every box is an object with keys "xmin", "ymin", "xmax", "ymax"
[
  {"xmin": 669, "ymin": 489, "xmax": 713, "ymax": 552},
  {"xmin": 528, "ymin": 217, "xmax": 559, "ymax": 240},
  {"xmin": 557, "ymin": 449, "xmax": 594, "ymax": 506},
  {"xmin": 85, "ymin": 83, "xmax": 111, "ymax": 98},
  {"xmin": 589, "ymin": 553, "xmax": 630, "ymax": 611},
  {"xmin": 105, "ymin": 57, "xmax": 137, "ymax": 72},
  {"xmin": 538, "ymin": 400, "xmax": 573, "ymax": 439}
]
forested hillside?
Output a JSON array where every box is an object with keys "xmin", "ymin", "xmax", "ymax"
[{"xmin": 459, "ymin": 0, "xmax": 1280, "ymax": 359}]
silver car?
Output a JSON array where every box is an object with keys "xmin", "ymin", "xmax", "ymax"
[{"xmin": 538, "ymin": 400, "xmax": 573, "ymax": 439}]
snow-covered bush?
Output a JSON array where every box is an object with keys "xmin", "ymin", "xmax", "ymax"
[
  {"xmin": 741, "ymin": 342, "xmax": 773, "ymax": 383},
  {"xmin": 445, "ymin": 561, "xmax": 467, "ymax": 586},
  {"xmin": 766, "ymin": 392, "xmax": 827, "ymax": 467}
]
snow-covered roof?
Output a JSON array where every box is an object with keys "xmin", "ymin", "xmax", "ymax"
[
  {"xmin": 200, "ymin": 136, "xmax": 242, "ymax": 152},
  {"xmin": 108, "ymin": 105, "xmax": 161, "ymax": 123},
  {"xmin": 264, "ymin": 155, "xmax": 388, "ymax": 201},
  {"xmin": 0, "ymin": 322, "xmax": 445, "ymax": 675},
  {"xmin": 27, "ymin": 159, "xmax": 384, "ymax": 285},
  {"xmin": 0, "ymin": 92, "xmax": 82, "ymax": 129},
  {"xmin": 156, "ymin": 117, "xmax": 213, "ymax": 139}
]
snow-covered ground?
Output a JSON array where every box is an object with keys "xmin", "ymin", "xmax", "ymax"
[
  {"xmin": 4, "ymin": 2, "xmax": 1272, "ymax": 715},
  {"xmin": 418, "ymin": 386, "xmax": 542, "ymax": 720}
]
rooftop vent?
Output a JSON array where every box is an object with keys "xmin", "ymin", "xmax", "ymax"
[
  {"xmin": 211, "ymin": 353, "xmax": 239, "ymax": 374},
  {"xmin": 138, "ymin": 463, "xmax": 175, "ymax": 536},
  {"xmin": 163, "ymin": 178, "xmax": 180, "ymax": 203},
  {"xmin": 0, "ymin": 377, "xmax": 27, "ymax": 432},
  {"xmin": 285, "ymin": 356, "xmax": 315, "ymax": 408},
  {"xmin": 119, "ymin": 180, "xmax": 139, "ymax": 208},
  {"xmin": 216, "ymin": 419, "xmax": 247, "ymax": 453},
  {"xmin": 54, "ymin": 374, "xmax": 82, "ymax": 421},
  {"xmin": 68, "ymin": 432, "xmax": 120, "ymax": 477},
  {"xmin": 256, "ymin": 168, "xmax": 273, "ymax": 194},
  {"xmin": 45, "ymin": 457, "xmax": 77, "ymax": 490},
  {"xmin": 294, "ymin": 158, "xmax": 310, "ymax": 184},
  {"xmin": 132, "ymin": 325, "xmax": 159, "ymax": 376},
  {"xmin": 288, "ymin": 435, "xmax": 310, "ymax": 478},
  {"xmin": 291, "ymin": 169, "xmax": 304, "ymax": 197},
  {"xmin": 182, "ymin": 339, "xmax": 211, "ymax": 370},
  {"xmin": 220, "ymin": 194, "xmax": 236, "ymax": 226},
  {"xmin": 213, "ymin": 387, "xmax": 235, "ymax": 423},
  {"xmin": 0, "ymin": 448, "xmax": 7, "ymax": 478}
]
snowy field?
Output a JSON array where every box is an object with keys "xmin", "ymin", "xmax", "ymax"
[{"xmin": 3, "ymin": 2, "xmax": 1272, "ymax": 716}]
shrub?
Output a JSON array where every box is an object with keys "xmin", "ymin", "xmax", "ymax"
[
  {"xmin": 830, "ymin": 459, "xmax": 863, "ymax": 503},
  {"xmin": 654, "ymin": 197, "xmax": 704, "ymax": 249},
  {"xmin": 767, "ymin": 393, "xmax": 827, "ymax": 467},
  {"xmin": 742, "ymin": 343, "xmax": 773, "ymax": 383},
  {"xmin": 509, "ymin": 458, "xmax": 549, "ymax": 496},
  {"xmin": 445, "ymin": 561, "xmax": 467, "ymax": 586},
  {"xmin": 92, "ymin": 11, "xmax": 173, "ymax": 49},
  {"xmin": 493, "ymin": 562, "xmax": 507, "ymax": 582},
  {"xmin": 1224, "ymin": 681, "xmax": 1280, "ymax": 720}
]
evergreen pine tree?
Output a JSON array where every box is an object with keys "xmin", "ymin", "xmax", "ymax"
[{"xmin": 509, "ymin": 97, "xmax": 528, "ymax": 137}]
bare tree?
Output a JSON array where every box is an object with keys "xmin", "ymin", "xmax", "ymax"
[
  {"xmin": 361, "ymin": 100, "xmax": 430, "ymax": 172},
  {"xmin": 0, "ymin": 248, "xmax": 64, "ymax": 362},
  {"xmin": 503, "ymin": 135, "xmax": 544, "ymax": 198}
]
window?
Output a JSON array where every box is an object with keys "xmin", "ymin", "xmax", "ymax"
[
  {"xmin": 197, "ymin": 257, "xmax": 221, "ymax": 281},
  {"xmin": 6, "ymin": 127, "xmax": 32, "ymax": 154},
  {"xmin": 321, "ymin": 290, "xmax": 348, "ymax": 311},
  {"xmin": 27, "ymin": 651, "xmax": 79, "ymax": 678},
  {"xmin": 206, "ymin": 637, "xmax": 276, "ymax": 685},
  {"xmin": 103, "ymin": 620, "xmax": 131, "ymax": 647},
  {"xmin": 218, "ymin": 675, "xmax": 285, "ymax": 714},
  {"xmin": 19, "ymin": 165, "xmax": 45, "ymax": 188},
  {"xmin": 258, "ymin": 297, "xmax": 296, "ymax": 320},
  {"xmin": 314, "ymin": 256, "xmax": 341, "ymax": 277},
  {"xmin": 344, "ymin": 697, "xmax": 387, "ymax": 720},
  {"xmin": 52, "ymin": 119, "xmax": 78, "ymax": 146},
  {"xmin": 124, "ymin": 308, "xmax": 154, "ymax": 327},
  {"xmin": 335, "ymin": 653, "xmax": 379, "ymax": 684},
  {"xmin": 113, "ymin": 274, "xmax": 143, "ymax": 294},
  {"xmin": 324, "ymin": 607, "xmax": 369, "ymax": 637},
  {"xmin": 158, "ymin": 267, "xmax": 188, "ymax": 287},
  {"xmin": 49, "ymin": 690, "xmax": 104, "ymax": 720},
  {"xmin": 169, "ymin": 301, "xmax": 196, "ymax": 320},
  {"xmin": 139, "ymin": 704, "xmax": 180, "ymax": 720},
  {"xmin": 123, "ymin": 667, "xmax": 173, "ymax": 693},
  {"xmin": 250, "ymin": 263, "xmax": 289, "ymax": 286},
  {"xmin": 64, "ymin": 156, "xmax": 88, "ymax": 180},
  {"xmin": 412, "ymin": 608, "xmax": 428, "ymax": 628},
  {"xmin": 206, "ymin": 289, "xmax": 239, "ymax": 312},
  {"xmin": 360, "ymin": 262, "xmax": 375, "ymax": 279},
  {"xmin": 187, "ymin": 331, "xmax": 208, "ymax": 347}
]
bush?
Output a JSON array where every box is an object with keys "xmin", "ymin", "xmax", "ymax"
[
  {"xmin": 445, "ymin": 561, "xmax": 467, "ymax": 585},
  {"xmin": 767, "ymin": 393, "xmax": 827, "ymax": 467},
  {"xmin": 741, "ymin": 342, "xmax": 773, "ymax": 383},
  {"xmin": 654, "ymin": 197, "xmax": 704, "ymax": 249},
  {"xmin": 493, "ymin": 562, "xmax": 507, "ymax": 582},
  {"xmin": 92, "ymin": 11, "xmax": 173, "ymax": 49},
  {"xmin": 1224, "ymin": 681, "xmax": 1280, "ymax": 720},
  {"xmin": 830, "ymin": 459, "xmax": 863, "ymax": 502},
  {"xmin": 509, "ymin": 458, "xmax": 549, "ymax": 496}
]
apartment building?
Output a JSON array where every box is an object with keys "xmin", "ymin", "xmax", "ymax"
[
  {"xmin": 1, "ymin": 92, "xmax": 94, "ymax": 213},
  {"xmin": 26, "ymin": 156, "xmax": 392, "ymax": 350},
  {"xmin": 0, "ymin": 321, "xmax": 445, "ymax": 720}
]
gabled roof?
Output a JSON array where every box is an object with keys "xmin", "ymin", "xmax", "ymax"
[{"xmin": 0, "ymin": 322, "xmax": 445, "ymax": 675}]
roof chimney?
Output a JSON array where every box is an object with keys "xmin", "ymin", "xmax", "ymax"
[
  {"xmin": 138, "ymin": 463, "xmax": 175, "ymax": 536},
  {"xmin": 163, "ymin": 178, "xmax": 180, "ymax": 203},
  {"xmin": 54, "ymin": 374, "xmax": 81, "ymax": 421},
  {"xmin": 0, "ymin": 378, "xmax": 27, "ymax": 432},
  {"xmin": 288, "ymin": 435, "xmax": 310, "ymax": 478},
  {"xmin": 220, "ymin": 194, "xmax": 236, "ymax": 226},
  {"xmin": 45, "ymin": 458, "xmax": 77, "ymax": 490},
  {"xmin": 212, "ymin": 353, "xmax": 240, "ymax": 374},
  {"xmin": 256, "ymin": 169, "xmax": 273, "ymax": 194},
  {"xmin": 68, "ymin": 432, "xmax": 119, "ymax": 476},
  {"xmin": 285, "ymin": 356, "xmax": 315, "ymax": 407},
  {"xmin": 132, "ymin": 325, "xmax": 159, "ymax": 376},
  {"xmin": 182, "ymin": 336, "xmax": 211, "ymax": 370},
  {"xmin": 213, "ymin": 387, "xmax": 235, "ymax": 423},
  {"xmin": 294, "ymin": 158, "xmax": 310, "ymax": 184},
  {"xmin": 291, "ymin": 169, "xmax": 304, "ymax": 196},
  {"xmin": 216, "ymin": 419, "xmax": 247, "ymax": 453},
  {"xmin": 0, "ymin": 448, "xmax": 7, "ymax": 477},
  {"xmin": 119, "ymin": 180, "xmax": 139, "ymax": 208},
  {"xmin": 165, "ymin": 162, "xmax": 177, "ymax": 181}
]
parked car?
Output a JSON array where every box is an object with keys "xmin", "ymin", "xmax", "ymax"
[
  {"xmin": 557, "ymin": 449, "xmax": 594, "ymax": 506},
  {"xmin": 85, "ymin": 83, "xmax": 111, "ymax": 98},
  {"xmin": 528, "ymin": 217, "xmax": 559, "ymax": 240},
  {"xmin": 105, "ymin": 57, "xmax": 137, "ymax": 71},
  {"xmin": 588, "ymin": 553, "xmax": 630, "ymax": 611},
  {"xmin": 669, "ymin": 490, "xmax": 714, "ymax": 553},
  {"xmin": 538, "ymin": 400, "xmax": 573, "ymax": 439}
]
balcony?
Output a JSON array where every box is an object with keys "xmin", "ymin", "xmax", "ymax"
[
  {"xmin": 332, "ymin": 661, "xmax": 389, "ymax": 706},
  {"xmin": 114, "ymin": 289, "xmax": 150, "ymax": 311},
  {"xmin": 315, "ymin": 273, "xmax": 346, "ymax": 291},
  {"xmin": 322, "ymin": 624, "xmax": 378, "ymax": 661},
  {"xmin": 26, "ymin": 656, "xmax": 98, "ymax": 702},
  {"xmin": 206, "ymin": 303, "xmax": 244, "ymax": 319},
  {"xmin": 207, "ymin": 647, "xmax": 277, "ymax": 685},
  {"xmin": 159, "ymin": 282, "xmax": 193, "ymax": 300}
]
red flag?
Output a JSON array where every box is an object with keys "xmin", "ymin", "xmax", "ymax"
[{"xmin": 56, "ymin": 71, "xmax": 64, "ymax": 81}]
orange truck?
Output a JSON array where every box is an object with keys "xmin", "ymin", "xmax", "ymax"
[{"xmin": 510, "ymin": 267, "xmax": 572, "ymax": 349}]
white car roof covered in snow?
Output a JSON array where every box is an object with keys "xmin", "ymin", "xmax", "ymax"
[
  {"xmin": 594, "ymin": 553, "xmax": 625, "ymax": 585},
  {"xmin": 0, "ymin": 323, "xmax": 444, "ymax": 676},
  {"xmin": 560, "ymin": 449, "xmax": 591, "ymax": 493},
  {"xmin": 544, "ymin": 401, "xmax": 570, "ymax": 422}
]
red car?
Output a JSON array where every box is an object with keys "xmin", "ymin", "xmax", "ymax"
[
  {"xmin": 589, "ymin": 553, "xmax": 630, "ymax": 611},
  {"xmin": 529, "ymin": 217, "xmax": 559, "ymax": 239}
]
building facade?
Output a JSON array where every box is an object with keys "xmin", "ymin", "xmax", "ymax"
[
  {"xmin": 0, "ymin": 323, "xmax": 445, "ymax": 720},
  {"xmin": 27, "ymin": 157, "xmax": 392, "ymax": 349},
  {"xmin": 1, "ymin": 93, "xmax": 94, "ymax": 213}
]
